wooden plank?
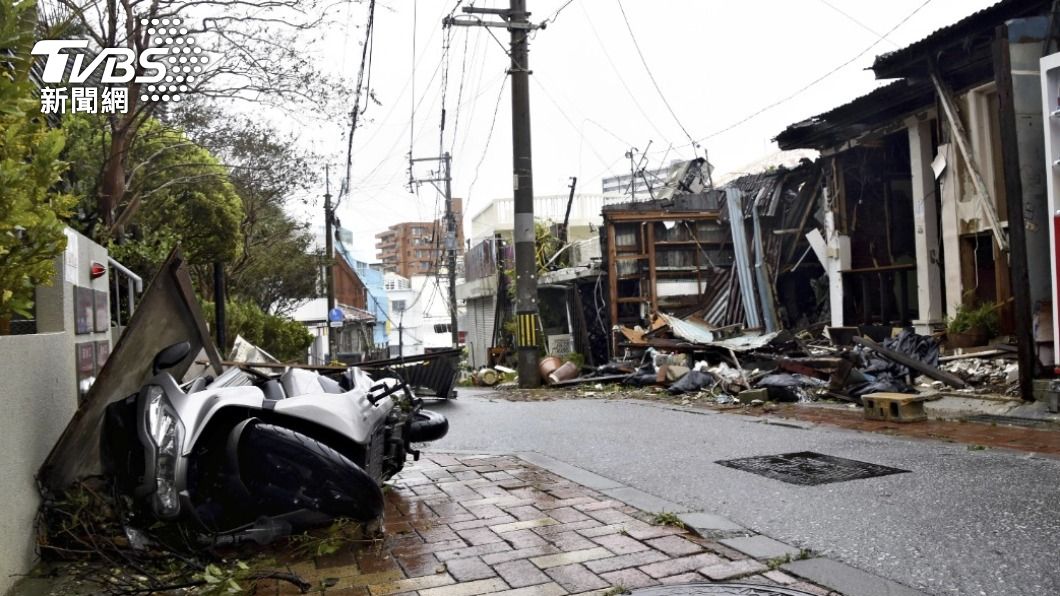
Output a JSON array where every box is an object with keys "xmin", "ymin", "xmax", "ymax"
[
  {"xmin": 607, "ymin": 222, "xmax": 619, "ymax": 330},
  {"xmin": 930, "ymin": 67, "xmax": 1008, "ymax": 252},
  {"xmin": 647, "ymin": 221, "xmax": 657, "ymax": 315},
  {"xmin": 852, "ymin": 336, "xmax": 968, "ymax": 388}
]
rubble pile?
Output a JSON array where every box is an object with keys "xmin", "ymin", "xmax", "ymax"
[
  {"xmin": 943, "ymin": 358, "xmax": 1018, "ymax": 384},
  {"xmin": 533, "ymin": 311, "xmax": 1019, "ymax": 407}
]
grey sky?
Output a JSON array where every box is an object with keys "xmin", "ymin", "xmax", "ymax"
[{"xmin": 289, "ymin": 0, "xmax": 998, "ymax": 262}]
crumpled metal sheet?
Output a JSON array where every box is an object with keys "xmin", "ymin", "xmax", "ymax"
[
  {"xmin": 658, "ymin": 313, "xmax": 717, "ymax": 344},
  {"xmin": 709, "ymin": 331, "xmax": 781, "ymax": 352},
  {"xmin": 657, "ymin": 312, "xmax": 779, "ymax": 352}
]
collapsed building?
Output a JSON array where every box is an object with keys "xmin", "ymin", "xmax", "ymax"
[
  {"xmin": 464, "ymin": 0, "xmax": 1060, "ymax": 405},
  {"xmin": 775, "ymin": 0, "xmax": 1058, "ymax": 395}
]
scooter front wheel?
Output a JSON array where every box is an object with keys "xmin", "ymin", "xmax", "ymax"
[{"xmin": 236, "ymin": 423, "xmax": 384, "ymax": 521}]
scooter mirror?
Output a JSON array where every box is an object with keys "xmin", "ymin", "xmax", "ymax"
[{"xmin": 153, "ymin": 341, "xmax": 192, "ymax": 375}]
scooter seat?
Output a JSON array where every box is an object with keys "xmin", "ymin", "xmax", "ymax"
[
  {"xmin": 261, "ymin": 378, "xmax": 285, "ymax": 401},
  {"xmin": 280, "ymin": 368, "xmax": 345, "ymax": 397}
]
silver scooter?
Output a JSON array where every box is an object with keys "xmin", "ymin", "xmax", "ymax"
[{"xmin": 102, "ymin": 341, "xmax": 448, "ymax": 543}]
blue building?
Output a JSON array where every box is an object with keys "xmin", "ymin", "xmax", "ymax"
[{"xmin": 336, "ymin": 238, "xmax": 389, "ymax": 348}]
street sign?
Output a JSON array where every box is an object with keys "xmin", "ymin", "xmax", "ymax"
[{"xmin": 328, "ymin": 307, "xmax": 344, "ymax": 328}]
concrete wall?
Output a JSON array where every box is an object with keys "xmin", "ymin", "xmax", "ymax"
[
  {"xmin": 0, "ymin": 333, "xmax": 78, "ymax": 596},
  {"xmin": 0, "ymin": 228, "xmax": 111, "ymax": 595}
]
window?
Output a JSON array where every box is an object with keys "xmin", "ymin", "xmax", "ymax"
[
  {"xmin": 433, "ymin": 323, "xmax": 451, "ymax": 333},
  {"xmin": 392, "ymin": 300, "xmax": 406, "ymax": 313}
]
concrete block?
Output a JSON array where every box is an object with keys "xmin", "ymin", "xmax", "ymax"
[{"xmin": 863, "ymin": 392, "xmax": 927, "ymax": 423}]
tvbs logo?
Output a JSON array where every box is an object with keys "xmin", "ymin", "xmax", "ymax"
[
  {"xmin": 31, "ymin": 17, "xmax": 205, "ymax": 114},
  {"xmin": 32, "ymin": 40, "xmax": 170, "ymax": 85}
]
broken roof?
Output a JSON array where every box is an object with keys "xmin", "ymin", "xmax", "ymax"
[
  {"xmin": 871, "ymin": 0, "xmax": 1050, "ymax": 79},
  {"xmin": 775, "ymin": 80, "xmax": 933, "ymax": 150},
  {"xmin": 776, "ymin": 0, "xmax": 1053, "ymax": 151}
]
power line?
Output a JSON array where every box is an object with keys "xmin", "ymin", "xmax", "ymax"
[
  {"xmin": 449, "ymin": 23, "xmax": 472, "ymax": 154},
  {"xmin": 463, "ymin": 76, "xmax": 508, "ymax": 217},
  {"xmin": 543, "ymin": 0, "xmax": 578, "ymax": 25},
  {"xmin": 816, "ymin": 0, "xmax": 900, "ymax": 48},
  {"xmin": 336, "ymin": 0, "xmax": 376, "ymax": 208},
  {"xmin": 689, "ymin": 0, "xmax": 935, "ymax": 145},
  {"xmin": 531, "ymin": 76, "xmax": 623, "ymax": 178},
  {"xmin": 614, "ymin": 0, "xmax": 696, "ymax": 149},
  {"xmin": 580, "ymin": 1, "xmax": 669, "ymax": 147},
  {"xmin": 410, "ymin": 0, "xmax": 418, "ymax": 162}
]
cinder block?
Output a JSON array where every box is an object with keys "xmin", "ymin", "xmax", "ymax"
[{"xmin": 862, "ymin": 393, "xmax": 926, "ymax": 423}]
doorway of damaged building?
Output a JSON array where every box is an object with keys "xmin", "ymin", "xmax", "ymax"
[{"xmin": 833, "ymin": 130, "xmax": 923, "ymax": 329}]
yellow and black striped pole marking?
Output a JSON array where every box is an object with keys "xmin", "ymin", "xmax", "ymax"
[{"xmin": 517, "ymin": 312, "xmax": 539, "ymax": 349}]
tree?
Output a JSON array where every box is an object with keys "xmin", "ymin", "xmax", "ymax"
[
  {"xmin": 48, "ymin": 0, "xmax": 356, "ymax": 234},
  {"xmin": 201, "ymin": 299, "xmax": 313, "ymax": 362},
  {"xmin": 174, "ymin": 105, "xmax": 322, "ymax": 314},
  {"xmin": 0, "ymin": 0, "xmax": 76, "ymax": 322},
  {"xmin": 62, "ymin": 113, "xmax": 242, "ymax": 285}
]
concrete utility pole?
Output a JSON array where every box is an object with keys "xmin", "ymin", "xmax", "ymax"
[
  {"xmin": 324, "ymin": 165, "xmax": 337, "ymax": 362},
  {"xmin": 445, "ymin": 1, "xmax": 543, "ymax": 386},
  {"xmin": 443, "ymin": 154, "xmax": 459, "ymax": 347},
  {"xmin": 408, "ymin": 153, "xmax": 460, "ymax": 348}
]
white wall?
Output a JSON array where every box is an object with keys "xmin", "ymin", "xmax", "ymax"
[
  {"xmin": 0, "ymin": 334, "xmax": 78, "ymax": 595},
  {"xmin": 387, "ymin": 275, "xmax": 456, "ymax": 357},
  {"xmin": 0, "ymin": 228, "xmax": 109, "ymax": 595},
  {"xmin": 470, "ymin": 194, "xmax": 614, "ymax": 242}
]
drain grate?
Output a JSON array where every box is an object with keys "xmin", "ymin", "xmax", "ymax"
[
  {"xmin": 716, "ymin": 451, "xmax": 909, "ymax": 486},
  {"xmin": 964, "ymin": 414, "xmax": 1056, "ymax": 429},
  {"xmin": 631, "ymin": 584, "xmax": 822, "ymax": 595}
]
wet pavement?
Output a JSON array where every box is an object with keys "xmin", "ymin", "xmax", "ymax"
[{"xmin": 428, "ymin": 390, "xmax": 1060, "ymax": 596}]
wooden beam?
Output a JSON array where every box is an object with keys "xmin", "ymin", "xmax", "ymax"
[
  {"xmin": 607, "ymin": 222, "xmax": 619, "ymax": 330},
  {"xmin": 992, "ymin": 26, "xmax": 1039, "ymax": 401},
  {"xmin": 647, "ymin": 222, "xmax": 657, "ymax": 315},
  {"xmin": 930, "ymin": 67, "xmax": 1009, "ymax": 252}
]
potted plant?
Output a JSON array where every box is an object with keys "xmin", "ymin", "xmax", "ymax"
[{"xmin": 946, "ymin": 300, "xmax": 1000, "ymax": 348}]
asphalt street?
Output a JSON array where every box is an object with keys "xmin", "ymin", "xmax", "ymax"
[{"xmin": 427, "ymin": 390, "xmax": 1060, "ymax": 596}]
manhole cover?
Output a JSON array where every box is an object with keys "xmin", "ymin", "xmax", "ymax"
[
  {"xmin": 631, "ymin": 584, "xmax": 821, "ymax": 595},
  {"xmin": 716, "ymin": 451, "xmax": 909, "ymax": 486},
  {"xmin": 964, "ymin": 414, "xmax": 1056, "ymax": 429}
]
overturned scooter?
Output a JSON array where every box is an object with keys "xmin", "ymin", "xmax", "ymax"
[{"xmin": 101, "ymin": 341, "xmax": 448, "ymax": 543}]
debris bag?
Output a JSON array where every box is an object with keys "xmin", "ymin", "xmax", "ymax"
[
  {"xmin": 667, "ymin": 370, "xmax": 717, "ymax": 395},
  {"xmin": 756, "ymin": 373, "xmax": 827, "ymax": 402},
  {"xmin": 859, "ymin": 329, "xmax": 939, "ymax": 378}
]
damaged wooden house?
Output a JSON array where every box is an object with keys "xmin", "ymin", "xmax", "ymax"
[
  {"xmin": 775, "ymin": 0, "xmax": 1058, "ymax": 397},
  {"xmin": 601, "ymin": 157, "xmax": 825, "ymax": 344}
]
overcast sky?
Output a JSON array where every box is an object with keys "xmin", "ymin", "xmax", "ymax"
[{"xmin": 282, "ymin": 0, "xmax": 999, "ymax": 262}]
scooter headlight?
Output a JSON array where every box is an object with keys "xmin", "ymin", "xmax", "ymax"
[{"xmin": 144, "ymin": 385, "xmax": 183, "ymax": 516}]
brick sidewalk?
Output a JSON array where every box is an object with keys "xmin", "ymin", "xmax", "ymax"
[{"xmin": 261, "ymin": 453, "xmax": 839, "ymax": 596}]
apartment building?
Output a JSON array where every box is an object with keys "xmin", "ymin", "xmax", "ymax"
[{"xmin": 375, "ymin": 199, "xmax": 464, "ymax": 277}]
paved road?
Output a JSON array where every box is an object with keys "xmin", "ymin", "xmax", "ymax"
[{"xmin": 427, "ymin": 390, "xmax": 1060, "ymax": 596}]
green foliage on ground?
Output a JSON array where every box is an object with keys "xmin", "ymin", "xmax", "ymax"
[
  {"xmin": 201, "ymin": 299, "xmax": 313, "ymax": 362},
  {"xmin": 0, "ymin": 0, "xmax": 76, "ymax": 320}
]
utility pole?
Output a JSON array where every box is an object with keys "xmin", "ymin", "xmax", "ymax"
[
  {"xmin": 408, "ymin": 153, "xmax": 460, "ymax": 349},
  {"xmin": 213, "ymin": 262, "xmax": 225, "ymax": 350},
  {"xmin": 324, "ymin": 165, "xmax": 337, "ymax": 362},
  {"xmin": 446, "ymin": 0, "xmax": 544, "ymax": 387},
  {"xmin": 560, "ymin": 176, "xmax": 577, "ymax": 244},
  {"xmin": 443, "ymin": 154, "xmax": 459, "ymax": 347}
]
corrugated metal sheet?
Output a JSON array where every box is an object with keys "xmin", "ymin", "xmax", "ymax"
[{"xmin": 657, "ymin": 313, "xmax": 716, "ymax": 344}]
